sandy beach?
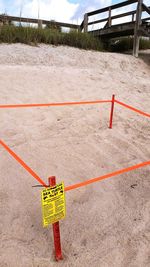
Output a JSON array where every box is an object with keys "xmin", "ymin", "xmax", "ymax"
[{"xmin": 0, "ymin": 44, "xmax": 150, "ymax": 267}]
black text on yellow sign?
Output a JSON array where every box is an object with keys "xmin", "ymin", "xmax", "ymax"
[{"xmin": 41, "ymin": 182, "xmax": 66, "ymax": 227}]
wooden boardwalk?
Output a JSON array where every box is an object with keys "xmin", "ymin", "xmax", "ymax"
[
  {"xmin": 0, "ymin": 15, "xmax": 79, "ymax": 30},
  {"xmin": 0, "ymin": 0, "xmax": 149, "ymax": 57},
  {"xmin": 82, "ymin": 0, "xmax": 150, "ymax": 57}
]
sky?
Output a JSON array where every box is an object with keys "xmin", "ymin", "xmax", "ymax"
[{"xmin": 0, "ymin": 0, "xmax": 149, "ymax": 24}]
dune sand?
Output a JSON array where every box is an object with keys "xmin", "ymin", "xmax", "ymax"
[{"xmin": 0, "ymin": 44, "xmax": 150, "ymax": 267}]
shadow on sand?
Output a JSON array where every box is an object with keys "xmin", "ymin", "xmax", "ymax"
[{"xmin": 138, "ymin": 51, "xmax": 150, "ymax": 66}]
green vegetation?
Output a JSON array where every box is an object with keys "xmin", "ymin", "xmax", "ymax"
[
  {"xmin": 0, "ymin": 25, "xmax": 104, "ymax": 51},
  {"xmin": 45, "ymin": 20, "xmax": 61, "ymax": 32},
  {"xmin": 0, "ymin": 25, "xmax": 149, "ymax": 52},
  {"xmin": 109, "ymin": 37, "xmax": 150, "ymax": 52}
]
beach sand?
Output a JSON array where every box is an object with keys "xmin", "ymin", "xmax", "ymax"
[{"xmin": 0, "ymin": 44, "xmax": 150, "ymax": 267}]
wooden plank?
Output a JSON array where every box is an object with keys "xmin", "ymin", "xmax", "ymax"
[
  {"xmin": 142, "ymin": 3, "xmax": 150, "ymax": 15},
  {"xmin": 88, "ymin": 10, "xmax": 137, "ymax": 26},
  {"xmin": 90, "ymin": 26, "xmax": 135, "ymax": 39},
  {"xmin": 87, "ymin": 0, "xmax": 137, "ymax": 16},
  {"xmin": 142, "ymin": 17, "xmax": 150, "ymax": 21},
  {"xmin": 90, "ymin": 22, "xmax": 135, "ymax": 34}
]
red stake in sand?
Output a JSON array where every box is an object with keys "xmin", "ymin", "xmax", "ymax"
[
  {"xmin": 48, "ymin": 176, "xmax": 63, "ymax": 261},
  {"xmin": 109, "ymin": 94, "xmax": 115, "ymax": 129}
]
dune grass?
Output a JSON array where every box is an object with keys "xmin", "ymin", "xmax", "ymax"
[
  {"xmin": 0, "ymin": 25, "xmax": 149, "ymax": 53},
  {"xmin": 0, "ymin": 25, "xmax": 104, "ymax": 51}
]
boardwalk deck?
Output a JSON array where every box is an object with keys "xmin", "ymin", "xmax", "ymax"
[{"xmin": 89, "ymin": 21, "xmax": 150, "ymax": 39}]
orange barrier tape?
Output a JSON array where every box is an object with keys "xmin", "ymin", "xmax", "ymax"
[
  {"xmin": 65, "ymin": 160, "xmax": 150, "ymax": 191},
  {"xmin": 0, "ymin": 100, "xmax": 111, "ymax": 109},
  {"xmin": 115, "ymin": 100, "xmax": 150, "ymax": 118},
  {"xmin": 0, "ymin": 140, "xmax": 47, "ymax": 187},
  {"xmin": 1, "ymin": 140, "xmax": 150, "ymax": 192}
]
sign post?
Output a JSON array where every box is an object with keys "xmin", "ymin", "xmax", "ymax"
[
  {"xmin": 41, "ymin": 176, "xmax": 65, "ymax": 261},
  {"xmin": 48, "ymin": 176, "xmax": 63, "ymax": 261},
  {"xmin": 109, "ymin": 94, "xmax": 115, "ymax": 129}
]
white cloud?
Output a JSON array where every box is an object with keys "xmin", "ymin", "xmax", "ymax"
[
  {"xmin": 15, "ymin": 0, "xmax": 79, "ymax": 23},
  {"xmin": 1, "ymin": 0, "xmax": 149, "ymax": 27},
  {"xmin": 10, "ymin": 0, "xmax": 113, "ymax": 24},
  {"xmin": 72, "ymin": 0, "xmax": 112, "ymax": 19},
  {"xmin": 143, "ymin": 0, "xmax": 150, "ymax": 5},
  {"xmin": 0, "ymin": 0, "xmax": 4, "ymax": 12}
]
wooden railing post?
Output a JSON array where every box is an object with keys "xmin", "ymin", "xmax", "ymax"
[
  {"xmin": 132, "ymin": 13, "xmax": 135, "ymax": 21},
  {"xmin": 84, "ymin": 13, "xmax": 88, "ymax": 32},
  {"xmin": 38, "ymin": 19, "xmax": 43, "ymax": 28},
  {"xmin": 108, "ymin": 7, "xmax": 112, "ymax": 27},
  {"xmin": 133, "ymin": 0, "xmax": 143, "ymax": 57}
]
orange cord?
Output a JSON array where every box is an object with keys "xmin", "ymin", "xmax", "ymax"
[
  {"xmin": 0, "ymin": 97, "xmax": 150, "ymax": 190},
  {"xmin": 0, "ymin": 100, "xmax": 111, "ymax": 109},
  {"xmin": 65, "ymin": 161, "xmax": 150, "ymax": 191},
  {"xmin": 0, "ymin": 140, "xmax": 47, "ymax": 187},
  {"xmin": 1, "ymin": 140, "xmax": 149, "ymax": 192},
  {"xmin": 115, "ymin": 100, "xmax": 150, "ymax": 118}
]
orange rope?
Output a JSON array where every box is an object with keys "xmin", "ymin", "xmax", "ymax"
[
  {"xmin": 0, "ymin": 140, "xmax": 47, "ymax": 187},
  {"xmin": 115, "ymin": 100, "xmax": 150, "ymax": 118},
  {"xmin": 1, "ymin": 140, "xmax": 150, "ymax": 192},
  {"xmin": 65, "ymin": 160, "xmax": 150, "ymax": 191},
  {"xmin": 0, "ymin": 99, "xmax": 149, "ymax": 119},
  {"xmin": 0, "ymin": 100, "xmax": 111, "ymax": 109}
]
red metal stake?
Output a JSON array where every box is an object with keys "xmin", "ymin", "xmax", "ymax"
[
  {"xmin": 109, "ymin": 94, "xmax": 115, "ymax": 129},
  {"xmin": 48, "ymin": 176, "xmax": 63, "ymax": 261}
]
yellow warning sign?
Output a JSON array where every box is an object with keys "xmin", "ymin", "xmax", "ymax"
[{"xmin": 41, "ymin": 182, "xmax": 66, "ymax": 227}]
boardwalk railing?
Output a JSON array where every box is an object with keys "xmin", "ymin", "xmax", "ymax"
[
  {"xmin": 81, "ymin": 0, "xmax": 149, "ymax": 32},
  {"xmin": 0, "ymin": 14, "xmax": 80, "ymax": 31},
  {"xmin": 81, "ymin": 0, "xmax": 150, "ymax": 57}
]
